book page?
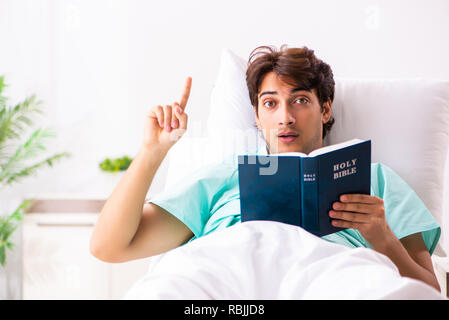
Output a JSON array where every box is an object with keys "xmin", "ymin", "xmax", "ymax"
[
  {"xmin": 308, "ymin": 139, "xmax": 364, "ymax": 157},
  {"xmin": 270, "ymin": 139, "xmax": 364, "ymax": 157},
  {"xmin": 270, "ymin": 151, "xmax": 308, "ymax": 157}
]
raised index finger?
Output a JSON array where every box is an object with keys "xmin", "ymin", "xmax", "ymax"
[{"xmin": 179, "ymin": 76, "xmax": 192, "ymax": 110}]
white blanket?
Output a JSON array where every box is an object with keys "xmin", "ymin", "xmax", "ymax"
[{"xmin": 124, "ymin": 221, "xmax": 445, "ymax": 299}]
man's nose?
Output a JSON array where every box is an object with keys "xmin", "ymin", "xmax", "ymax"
[{"xmin": 278, "ymin": 103, "xmax": 295, "ymax": 126}]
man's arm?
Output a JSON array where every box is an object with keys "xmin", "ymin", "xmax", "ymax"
[
  {"xmin": 372, "ymin": 231, "xmax": 440, "ymax": 291},
  {"xmin": 90, "ymin": 77, "xmax": 193, "ymax": 263},
  {"xmin": 89, "ymin": 146, "xmax": 193, "ymax": 263},
  {"xmin": 329, "ymin": 194, "xmax": 440, "ymax": 292},
  {"xmin": 367, "ymin": 235, "xmax": 439, "ymax": 292}
]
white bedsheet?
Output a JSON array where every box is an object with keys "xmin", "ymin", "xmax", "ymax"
[{"xmin": 124, "ymin": 221, "xmax": 445, "ymax": 299}]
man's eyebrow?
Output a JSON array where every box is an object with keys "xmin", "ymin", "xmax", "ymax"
[
  {"xmin": 259, "ymin": 91, "xmax": 277, "ymax": 98},
  {"xmin": 290, "ymin": 87, "xmax": 312, "ymax": 94},
  {"xmin": 259, "ymin": 87, "xmax": 312, "ymax": 98}
]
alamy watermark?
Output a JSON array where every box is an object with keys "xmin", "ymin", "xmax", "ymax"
[{"xmin": 167, "ymin": 120, "xmax": 281, "ymax": 176}]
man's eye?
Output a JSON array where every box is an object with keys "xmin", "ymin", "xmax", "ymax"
[
  {"xmin": 295, "ymin": 98, "xmax": 309, "ymax": 104},
  {"xmin": 263, "ymin": 101, "xmax": 275, "ymax": 108}
]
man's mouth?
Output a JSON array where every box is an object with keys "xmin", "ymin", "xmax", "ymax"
[{"xmin": 278, "ymin": 133, "xmax": 299, "ymax": 143}]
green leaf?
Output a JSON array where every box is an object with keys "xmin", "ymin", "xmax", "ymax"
[
  {"xmin": 2, "ymin": 151, "xmax": 70, "ymax": 185},
  {"xmin": 0, "ymin": 218, "xmax": 7, "ymax": 239},
  {"xmin": 0, "ymin": 245, "xmax": 6, "ymax": 267},
  {"xmin": 0, "ymin": 75, "xmax": 6, "ymax": 96},
  {"xmin": 0, "ymin": 219, "xmax": 17, "ymax": 242},
  {"xmin": 8, "ymin": 198, "xmax": 34, "ymax": 222},
  {"xmin": 0, "ymin": 93, "xmax": 44, "ymax": 152},
  {"xmin": 0, "ymin": 126, "xmax": 62, "ymax": 182}
]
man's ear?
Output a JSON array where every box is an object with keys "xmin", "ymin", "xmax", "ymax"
[
  {"xmin": 254, "ymin": 107, "xmax": 261, "ymax": 130},
  {"xmin": 322, "ymin": 100, "xmax": 332, "ymax": 124}
]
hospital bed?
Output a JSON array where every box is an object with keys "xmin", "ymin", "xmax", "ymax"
[{"xmin": 127, "ymin": 49, "xmax": 449, "ymax": 299}]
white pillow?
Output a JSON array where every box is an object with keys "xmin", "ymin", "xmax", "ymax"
[
  {"xmin": 206, "ymin": 48, "xmax": 267, "ymax": 157},
  {"xmin": 207, "ymin": 50, "xmax": 262, "ymax": 137},
  {"xmin": 165, "ymin": 49, "xmax": 266, "ymax": 190},
  {"xmin": 166, "ymin": 48, "xmax": 449, "ymax": 255}
]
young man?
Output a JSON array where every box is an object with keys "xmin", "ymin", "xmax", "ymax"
[{"xmin": 90, "ymin": 46, "xmax": 441, "ymax": 292}]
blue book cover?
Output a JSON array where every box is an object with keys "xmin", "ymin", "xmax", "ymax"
[{"xmin": 238, "ymin": 139, "xmax": 371, "ymax": 237}]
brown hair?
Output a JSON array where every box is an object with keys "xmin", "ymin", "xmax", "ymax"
[{"xmin": 246, "ymin": 45, "xmax": 335, "ymax": 139}]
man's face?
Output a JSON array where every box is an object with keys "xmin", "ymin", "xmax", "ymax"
[{"xmin": 255, "ymin": 72, "xmax": 332, "ymax": 154}]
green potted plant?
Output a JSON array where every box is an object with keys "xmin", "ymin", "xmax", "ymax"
[
  {"xmin": 99, "ymin": 155, "xmax": 133, "ymax": 173},
  {"xmin": 0, "ymin": 75, "xmax": 70, "ymax": 298}
]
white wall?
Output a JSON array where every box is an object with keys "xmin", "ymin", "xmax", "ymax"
[{"xmin": 0, "ymin": 0, "xmax": 448, "ymax": 205}]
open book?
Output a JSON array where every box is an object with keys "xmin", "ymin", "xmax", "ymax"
[{"xmin": 237, "ymin": 139, "xmax": 371, "ymax": 237}]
